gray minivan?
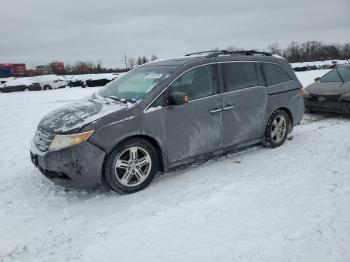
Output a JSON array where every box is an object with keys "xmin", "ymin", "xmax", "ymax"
[{"xmin": 30, "ymin": 50, "xmax": 304, "ymax": 194}]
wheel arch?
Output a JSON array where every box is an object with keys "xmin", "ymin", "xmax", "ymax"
[
  {"xmin": 268, "ymin": 107, "xmax": 294, "ymax": 133},
  {"xmin": 103, "ymin": 134, "xmax": 165, "ymax": 174}
]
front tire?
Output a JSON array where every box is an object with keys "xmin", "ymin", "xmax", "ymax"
[
  {"xmin": 264, "ymin": 110, "xmax": 290, "ymax": 148},
  {"xmin": 43, "ymin": 85, "xmax": 52, "ymax": 90},
  {"xmin": 104, "ymin": 138, "xmax": 158, "ymax": 194}
]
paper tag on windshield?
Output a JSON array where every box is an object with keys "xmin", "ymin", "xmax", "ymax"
[{"xmin": 144, "ymin": 73, "xmax": 164, "ymax": 79}]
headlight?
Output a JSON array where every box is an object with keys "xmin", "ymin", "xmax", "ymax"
[
  {"xmin": 49, "ymin": 130, "xmax": 94, "ymax": 151},
  {"xmin": 303, "ymin": 90, "xmax": 310, "ymax": 97}
]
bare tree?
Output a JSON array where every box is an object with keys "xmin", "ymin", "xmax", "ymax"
[
  {"xmin": 227, "ymin": 46, "xmax": 241, "ymax": 52},
  {"xmin": 267, "ymin": 42, "xmax": 282, "ymax": 56},
  {"xmin": 128, "ymin": 57, "xmax": 135, "ymax": 69},
  {"xmin": 150, "ymin": 54, "xmax": 158, "ymax": 61},
  {"xmin": 141, "ymin": 56, "xmax": 149, "ymax": 64}
]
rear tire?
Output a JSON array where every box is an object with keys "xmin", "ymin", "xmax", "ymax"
[
  {"xmin": 24, "ymin": 87, "xmax": 30, "ymax": 92},
  {"xmin": 263, "ymin": 110, "xmax": 290, "ymax": 148},
  {"xmin": 43, "ymin": 85, "xmax": 52, "ymax": 90},
  {"xmin": 104, "ymin": 138, "xmax": 158, "ymax": 194}
]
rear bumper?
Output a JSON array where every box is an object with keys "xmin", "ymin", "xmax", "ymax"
[
  {"xmin": 304, "ymin": 98, "xmax": 350, "ymax": 114},
  {"xmin": 30, "ymin": 140, "xmax": 106, "ymax": 189}
]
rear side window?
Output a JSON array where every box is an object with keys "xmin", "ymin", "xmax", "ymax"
[
  {"xmin": 262, "ymin": 63, "xmax": 293, "ymax": 86},
  {"xmin": 222, "ymin": 62, "xmax": 258, "ymax": 91}
]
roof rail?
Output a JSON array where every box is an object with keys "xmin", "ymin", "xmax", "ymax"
[
  {"xmin": 185, "ymin": 50, "xmax": 272, "ymax": 58},
  {"xmin": 184, "ymin": 50, "xmax": 228, "ymax": 57}
]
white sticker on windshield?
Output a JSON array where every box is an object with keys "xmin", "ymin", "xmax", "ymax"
[{"xmin": 144, "ymin": 73, "xmax": 164, "ymax": 79}]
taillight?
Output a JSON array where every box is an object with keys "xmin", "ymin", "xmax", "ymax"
[{"xmin": 299, "ymin": 85, "xmax": 304, "ymax": 96}]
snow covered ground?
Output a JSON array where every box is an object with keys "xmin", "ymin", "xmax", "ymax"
[
  {"xmin": 0, "ymin": 72, "xmax": 350, "ymax": 262},
  {"xmin": 291, "ymin": 59, "xmax": 350, "ymax": 68}
]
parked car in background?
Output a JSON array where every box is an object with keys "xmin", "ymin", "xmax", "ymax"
[
  {"xmin": 304, "ymin": 64, "xmax": 350, "ymax": 114},
  {"xmin": 31, "ymin": 75, "xmax": 67, "ymax": 90},
  {"xmin": 67, "ymin": 75, "xmax": 92, "ymax": 87},
  {"xmin": 83, "ymin": 73, "xmax": 118, "ymax": 88},
  {"xmin": 293, "ymin": 66, "xmax": 310, "ymax": 72},
  {"xmin": 30, "ymin": 50, "xmax": 304, "ymax": 194},
  {"xmin": 0, "ymin": 78, "xmax": 41, "ymax": 93},
  {"xmin": 308, "ymin": 65, "xmax": 318, "ymax": 70}
]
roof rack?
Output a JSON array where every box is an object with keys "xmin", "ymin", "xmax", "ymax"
[
  {"xmin": 185, "ymin": 50, "xmax": 272, "ymax": 58},
  {"xmin": 185, "ymin": 50, "xmax": 228, "ymax": 57}
]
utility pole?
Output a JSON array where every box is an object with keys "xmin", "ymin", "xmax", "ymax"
[{"xmin": 124, "ymin": 53, "xmax": 128, "ymax": 70}]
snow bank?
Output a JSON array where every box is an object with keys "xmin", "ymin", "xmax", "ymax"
[
  {"xmin": 291, "ymin": 59, "xmax": 350, "ymax": 68},
  {"xmin": 1, "ymin": 78, "xmax": 37, "ymax": 87},
  {"xmin": 68, "ymin": 73, "xmax": 121, "ymax": 82}
]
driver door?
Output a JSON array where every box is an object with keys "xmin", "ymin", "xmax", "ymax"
[{"xmin": 163, "ymin": 64, "xmax": 223, "ymax": 164}]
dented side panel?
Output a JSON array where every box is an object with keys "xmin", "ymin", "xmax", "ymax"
[{"xmin": 221, "ymin": 86, "xmax": 268, "ymax": 147}]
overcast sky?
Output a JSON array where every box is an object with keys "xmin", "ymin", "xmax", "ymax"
[{"xmin": 1, "ymin": 0, "xmax": 349, "ymax": 68}]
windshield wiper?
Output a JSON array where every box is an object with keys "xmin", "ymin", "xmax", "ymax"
[{"xmin": 107, "ymin": 96, "xmax": 136, "ymax": 104}]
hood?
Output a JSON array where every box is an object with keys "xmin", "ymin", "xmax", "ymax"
[
  {"xmin": 38, "ymin": 96, "xmax": 129, "ymax": 134},
  {"xmin": 305, "ymin": 82, "xmax": 350, "ymax": 97}
]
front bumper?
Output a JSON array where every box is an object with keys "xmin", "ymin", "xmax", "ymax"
[
  {"xmin": 304, "ymin": 98, "xmax": 350, "ymax": 114},
  {"xmin": 30, "ymin": 140, "xmax": 106, "ymax": 189}
]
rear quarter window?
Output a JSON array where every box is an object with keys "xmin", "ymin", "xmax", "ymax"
[
  {"xmin": 262, "ymin": 63, "xmax": 293, "ymax": 86},
  {"xmin": 222, "ymin": 62, "xmax": 259, "ymax": 91}
]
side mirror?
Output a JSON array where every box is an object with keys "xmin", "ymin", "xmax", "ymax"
[
  {"xmin": 167, "ymin": 92, "xmax": 189, "ymax": 106},
  {"xmin": 314, "ymin": 77, "xmax": 321, "ymax": 82}
]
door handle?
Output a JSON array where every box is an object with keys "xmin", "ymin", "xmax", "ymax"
[
  {"xmin": 222, "ymin": 105, "xmax": 235, "ymax": 111},
  {"xmin": 209, "ymin": 108, "xmax": 222, "ymax": 114}
]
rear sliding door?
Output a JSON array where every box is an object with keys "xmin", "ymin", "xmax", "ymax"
[{"xmin": 219, "ymin": 62, "xmax": 267, "ymax": 147}]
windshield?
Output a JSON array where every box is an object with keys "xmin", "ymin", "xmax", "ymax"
[
  {"xmin": 98, "ymin": 65, "xmax": 177, "ymax": 101},
  {"xmin": 320, "ymin": 66, "xmax": 350, "ymax": 82},
  {"xmin": 338, "ymin": 66, "xmax": 350, "ymax": 82}
]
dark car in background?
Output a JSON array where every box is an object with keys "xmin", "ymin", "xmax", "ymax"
[
  {"xmin": 30, "ymin": 50, "xmax": 304, "ymax": 194},
  {"xmin": 293, "ymin": 66, "xmax": 310, "ymax": 72},
  {"xmin": 304, "ymin": 64, "xmax": 350, "ymax": 114},
  {"xmin": 83, "ymin": 73, "xmax": 119, "ymax": 88},
  {"xmin": 67, "ymin": 74, "xmax": 118, "ymax": 88},
  {"xmin": 0, "ymin": 78, "xmax": 41, "ymax": 93}
]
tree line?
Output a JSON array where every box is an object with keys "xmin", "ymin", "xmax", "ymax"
[
  {"xmin": 30, "ymin": 40, "xmax": 350, "ymax": 76},
  {"xmin": 57, "ymin": 54, "xmax": 159, "ymax": 75},
  {"xmin": 127, "ymin": 54, "xmax": 158, "ymax": 69},
  {"xmin": 267, "ymin": 41, "xmax": 350, "ymax": 63}
]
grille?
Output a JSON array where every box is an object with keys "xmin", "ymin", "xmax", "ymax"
[{"xmin": 34, "ymin": 128, "xmax": 54, "ymax": 152}]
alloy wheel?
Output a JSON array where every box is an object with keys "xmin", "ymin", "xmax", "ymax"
[
  {"xmin": 114, "ymin": 146, "xmax": 152, "ymax": 187},
  {"xmin": 271, "ymin": 116, "xmax": 287, "ymax": 143}
]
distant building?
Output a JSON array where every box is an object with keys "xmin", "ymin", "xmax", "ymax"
[
  {"xmin": 0, "ymin": 63, "xmax": 27, "ymax": 78},
  {"xmin": 36, "ymin": 62, "xmax": 64, "ymax": 74},
  {"xmin": 50, "ymin": 62, "xmax": 64, "ymax": 72},
  {"xmin": 36, "ymin": 65, "xmax": 52, "ymax": 74}
]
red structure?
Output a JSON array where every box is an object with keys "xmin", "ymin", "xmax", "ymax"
[
  {"xmin": 0, "ymin": 63, "xmax": 27, "ymax": 77},
  {"xmin": 50, "ymin": 62, "xmax": 64, "ymax": 72}
]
